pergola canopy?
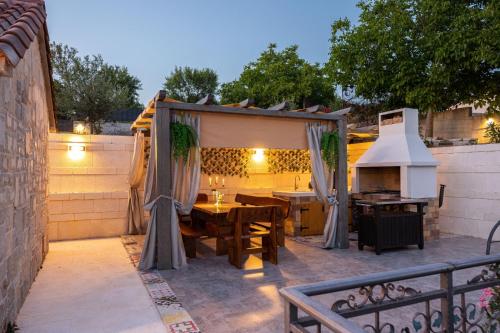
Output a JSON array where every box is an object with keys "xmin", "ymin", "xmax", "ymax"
[{"xmin": 133, "ymin": 91, "xmax": 351, "ymax": 270}]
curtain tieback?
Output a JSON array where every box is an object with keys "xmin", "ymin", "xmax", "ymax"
[
  {"xmin": 146, "ymin": 194, "xmax": 181, "ymax": 210},
  {"xmin": 327, "ymin": 195, "xmax": 338, "ymax": 206}
]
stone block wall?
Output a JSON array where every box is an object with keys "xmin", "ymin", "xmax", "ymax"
[
  {"xmin": 431, "ymin": 143, "xmax": 500, "ymax": 239},
  {"xmin": 433, "ymin": 107, "xmax": 500, "ymax": 144},
  {"xmin": 423, "ymin": 198, "xmax": 440, "ymax": 240},
  {"xmin": 47, "ymin": 133, "xmax": 134, "ymax": 241},
  {"xmin": 0, "ymin": 38, "xmax": 51, "ymax": 330},
  {"xmin": 48, "ymin": 192, "xmax": 129, "ymax": 240}
]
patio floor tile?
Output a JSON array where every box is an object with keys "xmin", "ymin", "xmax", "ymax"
[
  {"xmin": 16, "ymin": 238, "xmax": 166, "ymax": 333},
  {"xmin": 160, "ymin": 234, "xmax": 495, "ymax": 333}
]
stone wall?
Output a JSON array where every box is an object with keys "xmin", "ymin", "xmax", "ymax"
[
  {"xmin": 0, "ymin": 38, "xmax": 51, "ymax": 330},
  {"xmin": 433, "ymin": 107, "xmax": 499, "ymax": 143},
  {"xmin": 47, "ymin": 133, "xmax": 134, "ymax": 241}
]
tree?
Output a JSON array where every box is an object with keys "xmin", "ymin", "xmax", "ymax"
[
  {"xmin": 327, "ymin": 0, "xmax": 500, "ymax": 137},
  {"xmin": 163, "ymin": 66, "xmax": 219, "ymax": 103},
  {"xmin": 50, "ymin": 43, "xmax": 142, "ymax": 132},
  {"xmin": 220, "ymin": 43, "xmax": 337, "ymax": 109}
]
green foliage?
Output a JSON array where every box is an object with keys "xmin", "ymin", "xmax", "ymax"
[
  {"xmin": 50, "ymin": 42, "xmax": 143, "ymax": 132},
  {"xmin": 170, "ymin": 122, "xmax": 198, "ymax": 160},
  {"xmin": 220, "ymin": 43, "xmax": 338, "ymax": 108},
  {"xmin": 320, "ymin": 131, "xmax": 339, "ymax": 170},
  {"xmin": 163, "ymin": 66, "xmax": 219, "ymax": 103},
  {"xmin": 485, "ymin": 122, "xmax": 500, "ymax": 144},
  {"xmin": 327, "ymin": 0, "xmax": 500, "ymax": 116},
  {"xmin": 5, "ymin": 322, "xmax": 18, "ymax": 333}
]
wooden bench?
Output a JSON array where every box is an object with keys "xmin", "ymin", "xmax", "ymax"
[
  {"xmin": 180, "ymin": 223, "xmax": 203, "ymax": 258},
  {"xmin": 225, "ymin": 206, "xmax": 279, "ymax": 269},
  {"xmin": 235, "ymin": 193, "xmax": 290, "ymax": 246}
]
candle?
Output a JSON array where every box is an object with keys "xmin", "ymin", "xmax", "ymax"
[
  {"xmin": 209, "ymin": 177, "xmax": 212, "ymax": 187},
  {"xmin": 222, "ymin": 178, "xmax": 225, "ymax": 187},
  {"xmin": 215, "ymin": 176, "xmax": 219, "ymax": 185}
]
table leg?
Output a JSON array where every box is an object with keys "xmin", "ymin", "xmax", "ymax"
[
  {"xmin": 216, "ymin": 224, "xmax": 231, "ymax": 256},
  {"xmin": 216, "ymin": 237, "xmax": 228, "ymax": 256},
  {"xmin": 375, "ymin": 206, "xmax": 382, "ymax": 255}
]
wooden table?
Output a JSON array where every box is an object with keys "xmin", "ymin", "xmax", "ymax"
[
  {"xmin": 192, "ymin": 203, "xmax": 242, "ymax": 216},
  {"xmin": 192, "ymin": 203, "xmax": 244, "ymax": 255}
]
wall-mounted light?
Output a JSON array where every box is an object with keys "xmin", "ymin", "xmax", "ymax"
[
  {"xmin": 487, "ymin": 118, "xmax": 495, "ymax": 126},
  {"xmin": 252, "ymin": 148, "xmax": 265, "ymax": 163},
  {"xmin": 73, "ymin": 121, "xmax": 90, "ymax": 135},
  {"xmin": 68, "ymin": 143, "xmax": 86, "ymax": 161}
]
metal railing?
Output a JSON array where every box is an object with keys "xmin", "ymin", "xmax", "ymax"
[
  {"xmin": 280, "ymin": 253, "xmax": 500, "ymax": 332},
  {"xmin": 486, "ymin": 221, "xmax": 500, "ymax": 255}
]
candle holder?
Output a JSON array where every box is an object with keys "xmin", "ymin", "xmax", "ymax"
[{"xmin": 209, "ymin": 177, "xmax": 225, "ymax": 205}]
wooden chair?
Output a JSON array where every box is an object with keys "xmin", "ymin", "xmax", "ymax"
[
  {"xmin": 234, "ymin": 193, "xmax": 290, "ymax": 246},
  {"xmin": 224, "ymin": 206, "xmax": 279, "ymax": 269},
  {"xmin": 180, "ymin": 223, "xmax": 203, "ymax": 258},
  {"xmin": 196, "ymin": 193, "xmax": 208, "ymax": 203},
  {"xmin": 179, "ymin": 193, "xmax": 209, "ymax": 225}
]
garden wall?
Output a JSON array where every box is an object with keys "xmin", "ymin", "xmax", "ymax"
[
  {"xmin": 47, "ymin": 133, "xmax": 313, "ymax": 240},
  {"xmin": 47, "ymin": 133, "xmax": 133, "ymax": 241},
  {"xmin": 47, "ymin": 136, "xmax": 500, "ymax": 241},
  {"xmin": 431, "ymin": 144, "xmax": 500, "ymax": 239},
  {"xmin": 432, "ymin": 107, "xmax": 499, "ymax": 143},
  {"xmin": 0, "ymin": 38, "xmax": 51, "ymax": 330}
]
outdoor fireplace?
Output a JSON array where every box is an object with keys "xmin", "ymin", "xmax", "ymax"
[
  {"xmin": 351, "ymin": 108, "xmax": 441, "ymax": 243},
  {"xmin": 352, "ymin": 108, "xmax": 438, "ymax": 199}
]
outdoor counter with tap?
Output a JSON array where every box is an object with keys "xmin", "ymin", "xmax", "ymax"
[{"xmin": 272, "ymin": 190, "xmax": 326, "ymax": 237}]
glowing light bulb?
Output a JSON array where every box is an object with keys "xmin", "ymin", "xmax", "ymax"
[{"xmin": 252, "ymin": 148, "xmax": 265, "ymax": 163}]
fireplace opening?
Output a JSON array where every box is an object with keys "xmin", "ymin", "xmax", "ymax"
[{"xmin": 358, "ymin": 167, "xmax": 400, "ymax": 193}]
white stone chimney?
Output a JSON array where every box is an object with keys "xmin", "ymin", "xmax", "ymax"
[{"xmin": 352, "ymin": 108, "xmax": 438, "ymax": 198}]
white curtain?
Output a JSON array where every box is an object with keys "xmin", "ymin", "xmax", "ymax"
[
  {"xmin": 306, "ymin": 123, "xmax": 339, "ymax": 249},
  {"xmin": 138, "ymin": 113, "xmax": 201, "ymax": 270},
  {"xmin": 127, "ymin": 131, "xmax": 146, "ymax": 235}
]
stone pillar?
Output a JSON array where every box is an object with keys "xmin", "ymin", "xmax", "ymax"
[{"xmin": 423, "ymin": 198, "xmax": 440, "ymax": 240}]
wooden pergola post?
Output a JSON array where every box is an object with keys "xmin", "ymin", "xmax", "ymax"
[
  {"xmin": 155, "ymin": 105, "xmax": 173, "ymax": 269},
  {"xmin": 335, "ymin": 117, "xmax": 349, "ymax": 248}
]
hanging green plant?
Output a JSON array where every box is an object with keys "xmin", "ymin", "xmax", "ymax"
[
  {"xmin": 320, "ymin": 130, "xmax": 339, "ymax": 170},
  {"xmin": 170, "ymin": 122, "xmax": 198, "ymax": 160}
]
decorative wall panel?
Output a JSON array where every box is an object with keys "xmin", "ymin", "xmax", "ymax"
[
  {"xmin": 200, "ymin": 147, "xmax": 311, "ymax": 176},
  {"xmin": 267, "ymin": 149, "xmax": 311, "ymax": 174},
  {"xmin": 201, "ymin": 148, "xmax": 250, "ymax": 177}
]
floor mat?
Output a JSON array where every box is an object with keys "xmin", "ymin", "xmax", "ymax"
[{"xmin": 121, "ymin": 235, "xmax": 201, "ymax": 333}]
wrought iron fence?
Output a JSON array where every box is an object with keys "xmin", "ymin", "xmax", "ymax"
[{"xmin": 280, "ymin": 253, "xmax": 500, "ymax": 333}]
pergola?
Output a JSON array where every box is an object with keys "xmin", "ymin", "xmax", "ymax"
[{"xmin": 131, "ymin": 90, "xmax": 350, "ymax": 270}]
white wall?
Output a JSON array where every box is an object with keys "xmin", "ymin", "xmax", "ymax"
[
  {"xmin": 48, "ymin": 133, "xmax": 500, "ymax": 241},
  {"xmin": 431, "ymin": 144, "xmax": 500, "ymax": 239},
  {"xmin": 48, "ymin": 133, "xmax": 134, "ymax": 241},
  {"xmin": 47, "ymin": 133, "xmax": 312, "ymax": 240}
]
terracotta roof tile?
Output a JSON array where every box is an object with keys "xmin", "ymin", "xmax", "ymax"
[
  {"xmin": 12, "ymin": 21, "xmax": 35, "ymax": 40},
  {"xmin": 0, "ymin": 0, "xmax": 46, "ymax": 66},
  {"xmin": 0, "ymin": 40, "xmax": 19, "ymax": 64},
  {"xmin": 17, "ymin": 16, "xmax": 37, "ymax": 35},
  {"xmin": 8, "ymin": 25, "xmax": 32, "ymax": 48}
]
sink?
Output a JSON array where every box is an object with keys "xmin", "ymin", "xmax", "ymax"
[{"xmin": 272, "ymin": 190, "xmax": 317, "ymax": 198}]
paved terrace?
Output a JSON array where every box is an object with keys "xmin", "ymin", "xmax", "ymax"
[
  {"xmin": 17, "ymin": 238, "xmax": 165, "ymax": 333},
  {"xmin": 161, "ymin": 235, "xmax": 494, "ymax": 333}
]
